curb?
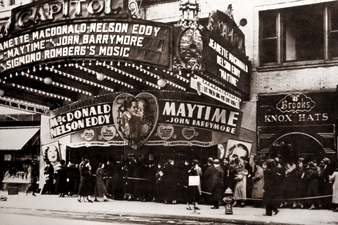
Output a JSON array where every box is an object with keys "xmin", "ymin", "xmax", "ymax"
[{"xmin": 0, "ymin": 206, "xmax": 312, "ymax": 225}]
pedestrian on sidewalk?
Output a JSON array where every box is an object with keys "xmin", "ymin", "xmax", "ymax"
[
  {"xmin": 78, "ymin": 159, "xmax": 93, "ymax": 203},
  {"xmin": 66, "ymin": 161, "xmax": 78, "ymax": 196},
  {"xmin": 306, "ymin": 159, "xmax": 322, "ymax": 210},
  {"xmin": 252, "ymin": 160, "xmax": 264, "ymax": 207},
  {"xmin": 202, "ymin": 157, "xmax": 216, "ymax": 205},
  {"xmin": 26, "ymin": 162, "xmax": 38, "ymax": 196},
  {"xmin": 154, "ymin": 163, "xmax": 164, "ymax": 202},
  {"xmin": 263, "ymin": 159, "xmax": 279, "ymax": 216},
  {"xmin": 112, "ymin": 160, "xmax": 124, "ymax": 200},
  {"xmin": 233, "ymin": 162, "xmax": 248, "ymax": 207},
  {"xmin": 329, "ymin": 165, "xmax": 338, "ymax": 212},
  {"xmin": 105, "ymin": 160, "xmax": 114, "ymax": 198},
  {"xmin": 211, "ymin": 159, "xmax": 224, "ymax": 209},
  {"xmin": 56, "ymin": 160, "xmax": 67, "ymax": 197},
  {"xmin": 186, "ymin": 159, "xmax": 202, "ymax": 210},
  {"xmin": 44, "ymin": 160, "xmax": 54, "ymax": 194},
  {"xmin": 94, "ymin": 162, "xmax": 108, "ymax": 202}
]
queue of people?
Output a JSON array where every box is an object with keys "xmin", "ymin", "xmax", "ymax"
[{"xmin": 40, "ymin": 155, "xmax": 338, "ymax": 213}]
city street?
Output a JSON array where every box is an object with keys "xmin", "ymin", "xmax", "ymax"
[
  {"xmin": 0, "ymin": 192, "xmax": 337, "ymax": 225},
  {"xmin": 1, "ymin": 207, "xmax": 225, "ymax": 225}
]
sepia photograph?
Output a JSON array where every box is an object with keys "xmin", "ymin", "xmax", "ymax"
[{"xmin": 0, "ymin": 0, "xmax": 337, "ymax": 225}]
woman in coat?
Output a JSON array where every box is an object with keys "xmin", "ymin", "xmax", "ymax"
[
  {"xmin": 263, "ymin": 159, "xmax": 279, "ymax": 216},
  {"xmin": 306, "ymin": 160, "xmax": 321, "ymax": 209},
  {"xmin": 284, "ymin": 161, "xmax": 297, "ymax": 208},
  {"xmin": 26, "ymin": 163, "xmax": 38, "ymax": 196},
  {"xmin": 329, "ymin": 166, "xmax": 338, "ymax": 212},
  {"xmin": 94, "ymin": 162, "xmax": 108, "ymax": 202},
  {"xmin": 186, "ymin": 159, "xmax": 203, "ymax": 210},
  {"xmin": 77, "ymin": 159, "xmax": 93, "ymax": 203},
  {"xmin": 294, "ymin": 159, "xmax": 307, "ymax": 208},
  {"xmin": 233, "ymin": 164, "xmax": 248, "ymax": 207},
  {"xmin": 252, "ymin": 161, "xmax": 264, "ymax": 207},
  {"xmin": 44, "ymin": 160, "xmax": 54, "ymax": 194},
  {"xmin": 56, "ymin": 160, "xmax": 67, "ymax": 197}
]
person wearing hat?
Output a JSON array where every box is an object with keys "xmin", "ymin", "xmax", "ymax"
[
  {"xmin": 211, "ymin": 159, "xmax": 224, "ymax": 209},
  {"xmin": 202, "ymin": 157, "xmax": 216, "ymax": 205},
  {"xmin": 329, "ymin": 166, "xmax": 338, "ymax": 212},
  {"xmin": 186, "ymin": 159, "xmax": 202, "ymax": 210},
  {"xmin": 320, "ymin": 157, "xmax": 335, "ymax": 209},
  {"xmin": 77, "ymin": 159, "xmax": 94, "ymax": 203},
  {"xmin": 233, "ymin": 163, "xmax": 248, "ymax": 207},
  {"xmin": 263, "ymin": 159, "xmax": 279, "ymax": 216},
  {"xmin": 252, "ymin": 160, "xmax": 264, "ymax": 207},
  {"xmin": 294, "ymin": 158, "xmax": 307, "ymax": 208},
  {"xmin": 306, "ymin": 159, "xmax": 322, "ymax": 209}
]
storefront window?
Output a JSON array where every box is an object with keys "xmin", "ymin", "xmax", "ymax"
[{"xmin": 3, "ymin": 153, "xmax": 39, "ymax": 183}]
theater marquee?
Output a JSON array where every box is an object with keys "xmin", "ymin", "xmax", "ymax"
[{"xmin": 0, "ymin": 0, "xmax": 171, "ymax": 72}]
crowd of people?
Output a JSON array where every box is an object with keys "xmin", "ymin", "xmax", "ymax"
[{"xmin": 41, "ymin": 154, "xmax": 338, "ymax": 214}]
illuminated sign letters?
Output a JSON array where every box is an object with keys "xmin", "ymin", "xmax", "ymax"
[
  {"xmin": 159, "ymin": 100, "xmax": 242, "ymax": 135},
  {"xmin": 0, "ymin": 21, "xmax": 171, "ymax": 71},
  {"xmin": 190, "ymin": 75, "xmax": 241, "ymax": 109},
  {"xmin": 0, "ymin": 0, "xmax": 171, "ymax": 72},
  {"xmin": 49, "ymin": 104, "xmax": 112, "ymax": 138}
]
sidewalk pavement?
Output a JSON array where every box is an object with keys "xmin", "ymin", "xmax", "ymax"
[{"xmin": 0, "ymin": 191, "xmax": 337, "ymax": 225}]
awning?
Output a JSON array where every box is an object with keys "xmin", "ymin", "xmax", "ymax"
[{"xmin": 0, "ymin": 128, "xmax": 39, "ymax": 150}]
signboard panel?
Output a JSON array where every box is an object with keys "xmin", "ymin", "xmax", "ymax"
[
  {"xmin": 0, "ymin": 20, "xmax": 171, "ymax": 72},
  {"xmin": 206, "ymin": 32, "xmax": 250, "ymax": 98},
  {"xmin": 10, "ymin": 0, "xmax": 129, "ymax": 34},
  {"xmin": 158, "ymin": 100, "xmax": 242, "ymax": 136},
  {"xmin": 190, "ymin": 75, "xmax": 241, "ymax": 109},
  {"xmin": 50, "ymin": 91, "xmax": 242, "ymax": 140},
  {"xmin": 257, "ymin": 92, "xmax": 336, "ymax": 126}
]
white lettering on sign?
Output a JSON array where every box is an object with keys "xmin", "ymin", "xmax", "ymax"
[
  {"xmin": 190, "ymin": 76, "xmax": 241, "ymax": 109},
  {"xmin": 264, "ymin": 113, "xmax": 329, "ymax": 123},
  {"xmin": 162, "ymin": 101, "xmax": 240, "ymax": 134},
  {"xmin": 208, "ymin": 38, "xmax": 248, "ymax": 87},
  {"xmin": 209, "ymin": 38, "xmax": 248, "ymax": 72},
  {"xmin": 49, "ymin": 104, "xmax": 112, "ymax": 138},
  {"xmin": 0, "ymin": 22, "xmax": 165, "ymax": 71}
]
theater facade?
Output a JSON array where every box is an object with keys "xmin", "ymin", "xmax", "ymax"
[{"xmin": 0, "ymin": 0, "xmax": 253, "ymax": 189}]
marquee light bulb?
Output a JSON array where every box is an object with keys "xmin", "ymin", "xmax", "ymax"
[{"xmin": 44, "ymin": 77, "xmax": 52, "ymax": 85}]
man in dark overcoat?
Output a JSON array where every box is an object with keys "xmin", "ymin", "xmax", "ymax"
[
  {"xmin": 202, "ymin": 157, "xmax": 216, "ymax": 204},
  {"xmin": 211, "ymin": 159, "xmax": 224, "ymax": 209},
  {"xmin": 105, "ymin": 160, "xmax": 114, "ymax": 198}
]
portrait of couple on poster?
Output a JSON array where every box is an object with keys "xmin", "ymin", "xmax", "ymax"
[{"xmin": 117, "ymin": 95, "xmax": 154, "ymax": 148}]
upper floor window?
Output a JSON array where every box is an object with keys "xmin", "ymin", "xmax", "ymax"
[{"xmin": 259, "ymin": 2, "xmax": 338, "ymax": 65}]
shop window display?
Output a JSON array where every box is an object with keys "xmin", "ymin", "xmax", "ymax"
[{"xmin": 3, "ymin": 155, "xmax": 38, "ymax": 184}]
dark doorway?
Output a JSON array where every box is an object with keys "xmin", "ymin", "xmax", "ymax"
[{"xmin": 269, "ymin": 133, "xmax": 325, "ymax": 163}]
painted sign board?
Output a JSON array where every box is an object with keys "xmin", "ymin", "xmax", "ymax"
[{"xmin": 258, "ymin": 92, "xmax": 335, "ymax": 126}]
